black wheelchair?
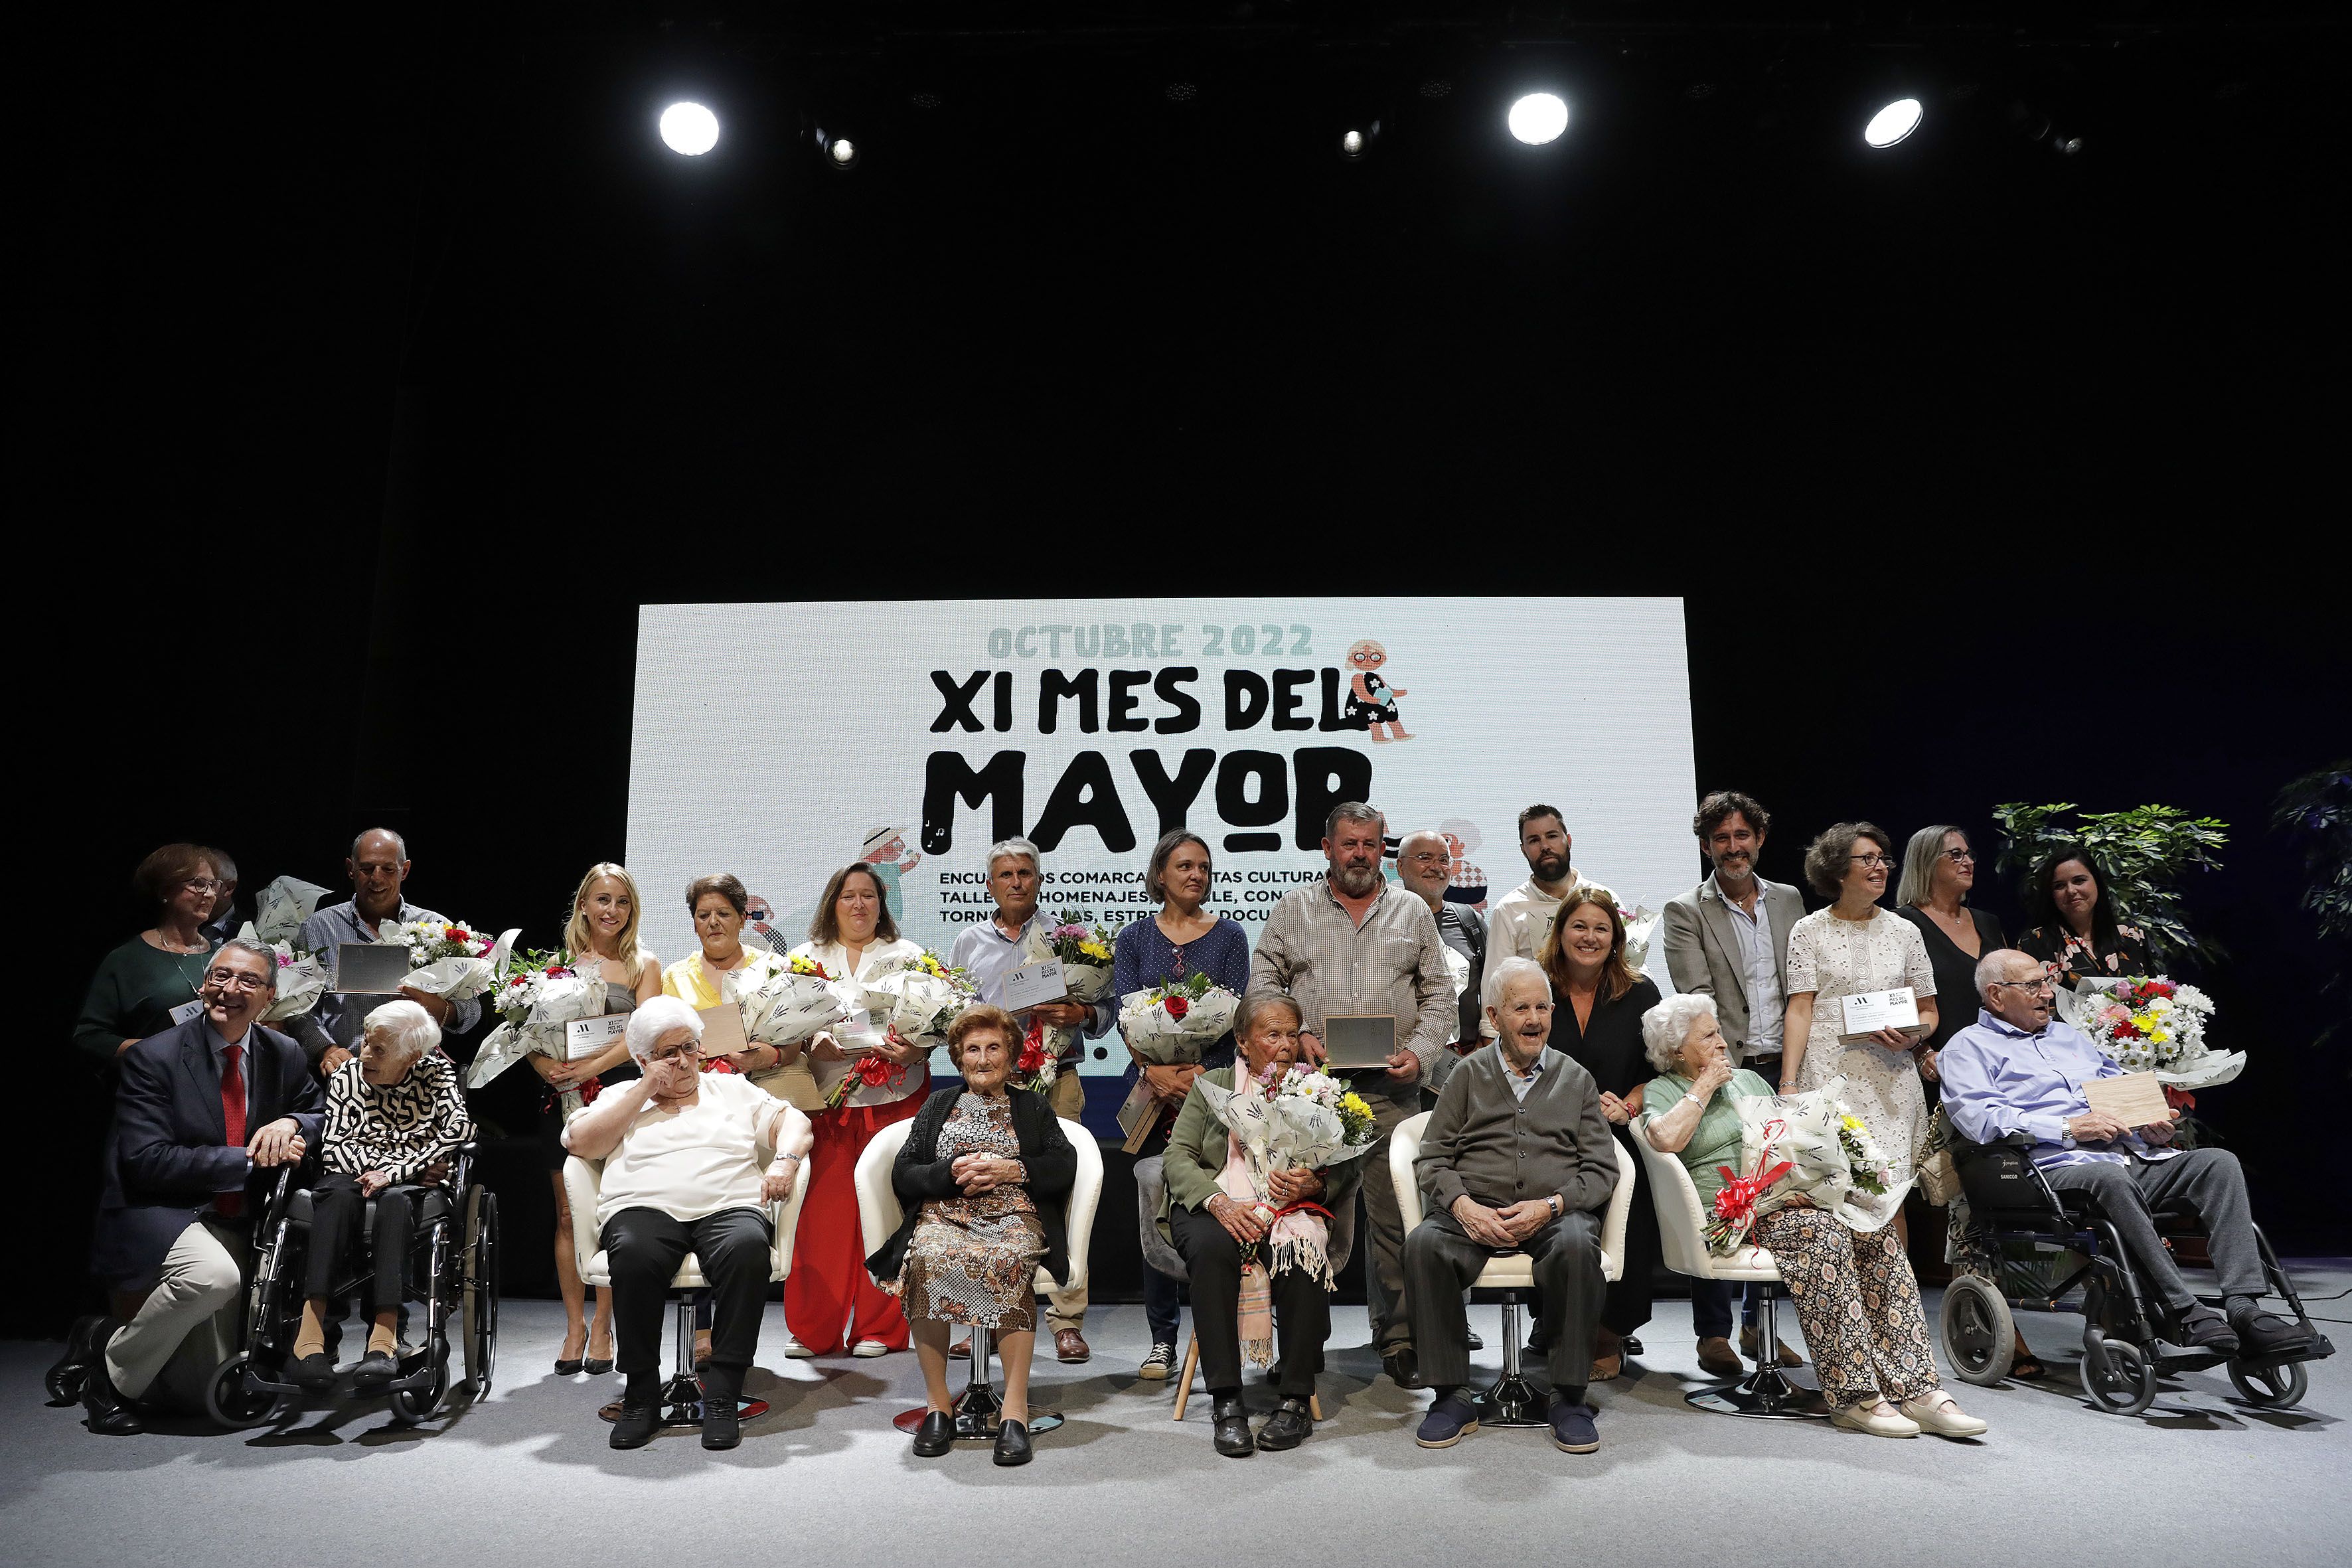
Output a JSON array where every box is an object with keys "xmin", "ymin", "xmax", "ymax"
[
  {"xmin": 219, "ymin": 1144, "xmax": 501, "ymax": 1426},
  {"xmin": 1937, "ymin": 1133, "xmax": 2331, "ymax": 1417}
]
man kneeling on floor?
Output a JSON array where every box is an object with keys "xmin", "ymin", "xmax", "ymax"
[{"xmin": 1407, "ymin": 957, "xmax": 1614, "ymax": 1454}]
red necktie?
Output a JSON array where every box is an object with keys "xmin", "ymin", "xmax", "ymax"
[{"xmin": 219, "ymin": 1044, "xmax": 246, "ymax": 1217}]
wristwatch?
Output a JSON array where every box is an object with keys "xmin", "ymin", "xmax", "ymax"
[{"xmin": 1547, "ymin": 1194, "xmax": 1563, "ymax": 1219}]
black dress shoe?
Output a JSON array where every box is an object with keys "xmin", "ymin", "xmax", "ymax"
[
  {"xmin": 81, "ymin": 1359, "xmax": 144, "ymax": 1436},
  {"xmin": 702, "ymin": 1400, "xmax": 741, "ymax": 1450},
  {"xmin": 2177, "ymin": 1312, "xmax": 2242, "ymax": 1355},
  {"xmin": 2231, "ymin": 1308, "xmax": 2313, "ymax": 1356},
  {"xmin": 1256, "ymin": 1397, "xmax": 1313, "ymax": 1452},
  {"xmin": 992, "ymin": 1417, "xmax": 1034, "ymax": 1466},
  {"xmin": 1464, "ymin": 1328, "xmax": 1485, "ymax": 1352},
  {"xmin": 911, "ymin": 1410, "xmax": 955, "ymax": 1457},
  {"xmin": 46, "ymin": 1314, "xmax": 108, "ymax": 1405},
  {"xmin": 1621, "ymin": 1335, "xmax": 1644, "ymax": 1357},
  {"xmin": 349, "ymin": 1350, "xmax": 400, "ymax": 1391},
  {"xmin": 287, "ymin": 1352, "xmax": 340, "ymax": 1390},
  {"xmin": 1383, "ymin": 1347, "xmax": 1426, "ymax": 1391},
  {"xmin": 1212, "ymin": 1394, "xmax": 1255, "ymax": 1457},
  {"xmin": 609, "ymin": 1401, "xmax": 662, "ymax": 1449}
]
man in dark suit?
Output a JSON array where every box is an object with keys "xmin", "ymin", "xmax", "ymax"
[{"xmin": 66, "ymin": 935, "xmax": 322, "ymax": 1433}]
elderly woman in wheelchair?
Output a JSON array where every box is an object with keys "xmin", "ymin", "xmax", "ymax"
[
  {"xmin": 287, "ymin": 1000, "xmax": 473, "ymax": 1393},
  {"xmin": 1641, "ymin": 992, "xmax": 1988, "ymax": 1439},
  {"xmin": 1937, "ymin": 951, "xmax": 2330, "ymax": 1410}
]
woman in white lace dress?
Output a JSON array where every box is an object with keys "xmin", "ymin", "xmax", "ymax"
[{"xmin": 1780, "ymin": 822, "xmax": 1940, "ymax": 1207}]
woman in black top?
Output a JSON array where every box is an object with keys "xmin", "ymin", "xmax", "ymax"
[
  {"xmin": 1895, "ymin": 826, "xmax": 2006, "ymax": 1091},
  {"xmin": 1540, "ymin": 886, "xmax": 1660, "ymax": 1379},
  {"xmin": 2017, "ymin": 843, "xmax": 2154, "ymax": 986}
]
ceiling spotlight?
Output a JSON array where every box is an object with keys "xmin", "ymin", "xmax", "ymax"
[
  {"xmin": 830, "ymin": 137, "xmax": 858, "ymax": 166},
  {"xmin": 1863, "ymin": 98, "xmax": 1923, "ymax": 149},
  {"xmin": 1508, "ymin": 93, "xmax": 1569, "ymax": 146},
  {"xmin": 659, "ymin": 102, "xmax": 720, "ymax": 156},
  {"xmin": 1340, "ymin": 129, "xmax": 1365, "ymax": 159}
]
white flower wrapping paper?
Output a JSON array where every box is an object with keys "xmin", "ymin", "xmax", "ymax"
[
  {"xmin": 739, "ymin": 970, "xmax": 850, "ymax": 1047},
  {"xmin": 1731, "ymin": 1076, "xmax": 1911, "ymax": 1235},
  {"xmin": 1194, "ymin": 1071, "xmax": 1378, "ymax": 1202},
  {"xmin": 862, "ymin": 964, "xmax": 975, "ymax": 1047},
  {"xmin": 466, "ymin": 969, "xmax": 610, "ymax": 1090},
  {"xmin": 1117, "ymin": 985, "xmax": 1240, "ymax": 1066},
  {"xmin": 254, "ymin": 876, "xmax": 331, "ymax": 944},
  {"xmin": 1020, "ymin": 926, "xmax": 1115, "ymax": 1058},
  {"xmin": 380, "ymin": 921, "xmax": 513, "ymax": 1002},
  {"xmin": 1620, "ymin": 904, "xmax": 1660, "ymax": 973},
  {"xmin": 241, "ymin": 926, "xmax": 329, "ymax": 1023}
]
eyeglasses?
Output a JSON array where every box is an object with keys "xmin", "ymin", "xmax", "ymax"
[
  {"xmin": 647, "ymin": 1044, "xmax": 704, "ymax": 1063},
  {"xmin": 1992, "ymin": 977, "xmax": 2058, "ymax": 995},
  {"xmin": 1402, "ymin": 851, "xmax": 1450, "ymax": 865},
  {"xmin": 1848, "ymin": 854, "xmax": 1895, "ymax": 869},
  {"xmin": 180, "ymin": 878, "xmax": 227, "ymax": 895},
  {"xmin": 203, "ymin": 969, "xmax": 271, "ymax": 992},
  {"xmin": 1942, "ymin": 849, "xmax": 1976, "ymax": 864}
]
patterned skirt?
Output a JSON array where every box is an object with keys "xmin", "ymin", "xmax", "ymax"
[{"xmin": 896, "ymin": 1196, "xmax": 1049, "ymax": 1332}]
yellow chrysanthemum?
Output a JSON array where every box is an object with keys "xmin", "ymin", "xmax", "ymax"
[{"xmin": 1080, "ymin": 941, "xmax": 1111, "ymax": 961}]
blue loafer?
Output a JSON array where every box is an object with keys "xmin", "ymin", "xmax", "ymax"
[
  {"xmin": 1547, "ymin": 1399, "xmax": 1599, "ymax": 1453},
  {"xmin": 1414, "ymin": 1395, "xmax": 1481, "ymax": 1449}
]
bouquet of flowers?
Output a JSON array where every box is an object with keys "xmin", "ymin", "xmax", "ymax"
[
  {"xmin": 860, "ymin": 951, "xmax": 978, "ymax": 1048},
  {"xmin": 2057, "ymin": 977, "xmax": 2240, "ymax": 1087},
  {"xmin": 465, "ymin": 948, "xmax": 609, "ymax": 1102},
  {"xmin": 738, "ymin": 952, "xmax": 849, "ymax": 1048},
  {"xmin": 1695, "ymin": 1077, "xmax": 1909, "ymax": 1254},
  {"xmin": 236, "ymin": 926, "xmax": 329, "ymax": 1024},
  {"xmin": 1118, "ymin": 971, "xmax": 1241, "ymax": 1066},
  {"xmin": 1006, "ymin": 1023, "xmax": 1063, "ymax": 1097},
  {"xmin": 381, "ymin": 917, "xmax": 509, "ymax": 1002},
  {"xmin": 1040, "ymin": 913, "xmax": 1116, "ymax": 1002},
  {"xmin": 1618, "ymin": 903, "xmax": 1660, "ymax": 972},
  {"xmin": 1191, "ymin": 1064, "xmax": 1379, "ymax": 1286},
  {"xmin": 254, "ymin": 875, "xmax": 331, "ymax": 944}
]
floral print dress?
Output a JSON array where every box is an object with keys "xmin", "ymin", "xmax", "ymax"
[{"xmin": 895, "ymin": 1094, "xmax": 1049, "ymax": 1332}]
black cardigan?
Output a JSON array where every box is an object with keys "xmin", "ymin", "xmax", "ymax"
[{"xmin": 865, "ymin": 1085, "xmax": 1079, "ymax": 1286}]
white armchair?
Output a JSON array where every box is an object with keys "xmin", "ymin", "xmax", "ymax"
[
  {"xmin": 856, "ymin": 1114, "xmax": 1103, "ymax": 1441},
  {"xmin": 1633, "ymin": 1117, "xmax": 1823, "ymax": 1418},
  {"xmin": 1391, "ymin": 1111, "xmax": 1636, "ymax": 1427},
  {"xmin": 562, "ymin": 1152, "xmax": 808, "ymax": 1428}
]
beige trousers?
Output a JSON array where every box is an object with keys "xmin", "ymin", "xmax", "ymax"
[
  {"xmin": 1043, "ymin": 1070, "xmax": 1088, "ymax": 1333},
  {"xmin": 106, "ymin": 1218, "xmax": 242, "ymax": 1401}
]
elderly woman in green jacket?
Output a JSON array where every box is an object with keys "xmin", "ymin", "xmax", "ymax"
[{"xmin": 1157, "ymin": 992, "xmax": 1364, "ymax": 1459}]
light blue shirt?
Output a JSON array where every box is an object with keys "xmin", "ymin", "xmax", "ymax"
[
  {"xmin": 1504, "ymin": 1050, "xmax": 1546, "ymax": 1103},
  {"xmin": 299, "ymin": 899, "xmax": 484, "ymax": 1050},
  {"xmin": 1711, "ymin": 872, "xmax": 1784, "ymax": 1055},
  {"xmin": 1938, "ymin": 1008, "xmax": 2177, "ymax": 1169},
  {"xmin": 946, "ymin": 915, "xmax": 1112, "ymax": 1062}
]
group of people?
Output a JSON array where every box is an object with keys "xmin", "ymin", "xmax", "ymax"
[{"xmin": 60, "ymin": 791, "xmax": 2302, "ymax": 1462}]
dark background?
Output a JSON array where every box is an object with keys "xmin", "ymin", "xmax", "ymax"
[{"xmin": 23, "ymin": 5, "xmax": 2349, "ymax": 1338}]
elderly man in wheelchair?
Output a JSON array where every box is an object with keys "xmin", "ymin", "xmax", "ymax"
[{"xmin": 1938, "ymin": 950, "xmax": 2327, "ymax": 1402}]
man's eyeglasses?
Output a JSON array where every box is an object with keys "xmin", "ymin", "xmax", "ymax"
[
  {"xmin": 1401, "ymin": 851, "xmax": 1450, "ymax": 866},
  {"xmin": 203, "ymin": 969, "xmax": 271, "ymax": 992},
  {"xmin": 1992, "ymin": 977, "xmax": 2058, "ymax": 995},
  {"xmin": 1849, "ymin": 854, "xmax": 1895, "ymax": 869}
]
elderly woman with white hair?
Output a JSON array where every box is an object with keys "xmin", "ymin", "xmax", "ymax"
[
  {"xmin": 562, "ymin": 994, "xmax": 815, "ymax": 1450},
  {"xmin": 1639, "ymin": 991, "xmax": 1987, "ymax": 1439},
  {"xmin": 286, "ymin": 999, "xmax": 473, "ymax": 1393}
]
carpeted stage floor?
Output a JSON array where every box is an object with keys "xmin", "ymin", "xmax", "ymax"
[{"xmin": 9, "ymin": 1266, "xmax": 2349, "ymax": 1568}]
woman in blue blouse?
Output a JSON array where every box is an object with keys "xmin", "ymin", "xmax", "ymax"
[{"xmin": 1113, "ymin": 830, "xmax": 1250, "ymax": 1381}]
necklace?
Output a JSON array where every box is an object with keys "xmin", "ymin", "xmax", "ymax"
[{"xmin": 149, "ymin": 928, "xmax": 208, "ymax": 955}]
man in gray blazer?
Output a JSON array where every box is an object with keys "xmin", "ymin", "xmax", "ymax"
[{"xmin": 1658, "ymin": 789, "xmax": 1804, "ymax": 1372}]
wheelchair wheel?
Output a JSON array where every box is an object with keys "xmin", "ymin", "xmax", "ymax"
[
  {"xmin": 204, "ymin": 1352, "xmax": 282, "ymax": 1429},
  {"xmin": 1939, "ymin": 1274, "xmax": 2016, "ymax": 1387},
  {"xmin": 387, "ymin": 1340, "xmax": 451, "ymax": 1426},
  {"xmin": 2080, "ymin": 1338, "xmax": 2157, "ymax": 1415},
  {"xmin": 462, "ymin": 1188, "xmax": 500, "ymax": 1398},
  {"xmin": 2228, "ymin": 1358, "xmax": 2308, "ymax": 1410}
]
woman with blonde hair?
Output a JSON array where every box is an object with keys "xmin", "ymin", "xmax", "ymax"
[{"xmin": 536, "ymin": 862, "xmax": 662, "ymax": 1375}]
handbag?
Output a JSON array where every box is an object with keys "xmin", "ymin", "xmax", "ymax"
[{"xmin": 1917, "ymin": 1146, "xmax": 1961, "ymax": 1206}]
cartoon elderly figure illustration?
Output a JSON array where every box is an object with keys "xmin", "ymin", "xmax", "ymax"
[{"xmin": 1342, "ymin": 638, "xmax": 1414, "ymax": 743}]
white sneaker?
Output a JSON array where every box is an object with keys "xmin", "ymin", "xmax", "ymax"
[
  {"xmin": 851, "ymin": 1340, "xmax": 891, "ymax": 1358},
  {"xmin": 1900, "ymin": 1391, "xmax": 1988, "ymax": 1437},
  {"xmin": 781, "ymin": 1335, "xmax": 817, "ymax": 1360},
  {"xmin": 1829, "ymin": 1399, "xmax": 1920, "ymax": 1438}
]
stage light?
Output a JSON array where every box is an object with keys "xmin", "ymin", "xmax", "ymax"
[
  {"xmin": 1341, "ymin": 129, "xmax": 1364, "ymax": 158},
  {"xmin": 830, "ymin": 137, "xmax": 858, "ymax": 166},
  {"xmin": 1508, "ymin": 92, "xmax": 1569, "ymax": 146},
  {"xmin": 1863, "ymin": 98, "xmax": 1922, "ymax": 149},
  {"xmin": 659, "ymin": 102, "xmax": 720, "ymax": 156}
]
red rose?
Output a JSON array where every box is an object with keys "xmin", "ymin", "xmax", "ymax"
[
  {"xmin": 545, "ymin": 965, "xmax": 563, "ymax": 977},
  {"xmin": 1164, "ymin": 995, "xmax": 1190, "ymax": 1021}
]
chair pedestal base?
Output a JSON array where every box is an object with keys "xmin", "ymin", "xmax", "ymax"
[
  {"xmin": 1474, "ymin": 1295, "xmax": 1551, "ymax": 1429},
  {"xmin": 891, "ymin": 1326, "xmax": 1063, "ymax": 1439},
  {"xmin": 1686, "ymin": 1289, "xmax": 1825, "ymax": 1420},
  {"xmin": 596, "ymin": 1294, "xmax": 771, "ymax": 1429}
]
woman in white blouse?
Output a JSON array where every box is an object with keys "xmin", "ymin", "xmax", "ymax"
[
  {"xmin": 783, "ymin": 864, "xmax": 931, "ymax": 1358},
  {"xmin": 1780, "ymin": 822, "xmax": 1940, "ymax": 1241},
  {"xmin": 563, "ymin": 996, "xmax": 812, "ymax": 1452}
]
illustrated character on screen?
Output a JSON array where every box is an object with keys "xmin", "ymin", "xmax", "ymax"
[
  {"xmin": 1439, "ymin": 819, "xmax": 1490, "ymax": 912},
  {"xmin": 860, "ymin": 826, "xmax": 921, "ymax": 923},
  {"xmin": 1342, "ymin": 638, "xmax": 1413, "ymax": 742}
]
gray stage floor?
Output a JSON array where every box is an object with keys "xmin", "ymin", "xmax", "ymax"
[{"xmin": 9, "ymin": 1265, "xmax": 2350, "ymax": 1568}]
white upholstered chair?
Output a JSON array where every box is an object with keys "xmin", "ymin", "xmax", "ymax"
[
  {"xmin": 856, "ymin": 1113, "xmax": 1103, "ymax": 1440},
  {"xmin": 1391, "ymin": 1110, "xmax": 1636, "ymax": 1427},
  {"xmin": 564, "ymin": 1152, "xmax": 807, "ymax": 1427},
  {"xmin": 1633, "ymin": 1117, "xmax": 1824, "ymax": 1418}
]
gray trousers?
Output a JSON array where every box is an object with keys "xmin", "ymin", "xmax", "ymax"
[
  {"xmin": 1405, "ymin": 1207, "xmax": 1603, "ymax": 1393},
  {"xmin": 1356, "ymin": 1085, "xmax": 1421, "ymax": 1353},
  {"xmin": 2041, "ymin": 1148, "xmax": 2266, "ymax": 1312}
]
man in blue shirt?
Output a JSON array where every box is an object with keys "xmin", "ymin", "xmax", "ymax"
[{"xmin": 1940, "ymin": 949, "xmax": 2304, "ymax": 1356}]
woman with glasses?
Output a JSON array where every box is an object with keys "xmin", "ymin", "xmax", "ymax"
[
  {"xmin": 74, "ymin": 844, "xmax": 224, "ymax": 1063},
  {"xmin": 1894, "ymin": 826, "xmax": 2005, "ymax": 1085},
  {"xmin": 1780, "ymin": 823, "xmax": 1941, "ymax": 1216},
  {"xmin": 562, "ymin": 995, "xmax": 813, "ymax": 1452}
]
